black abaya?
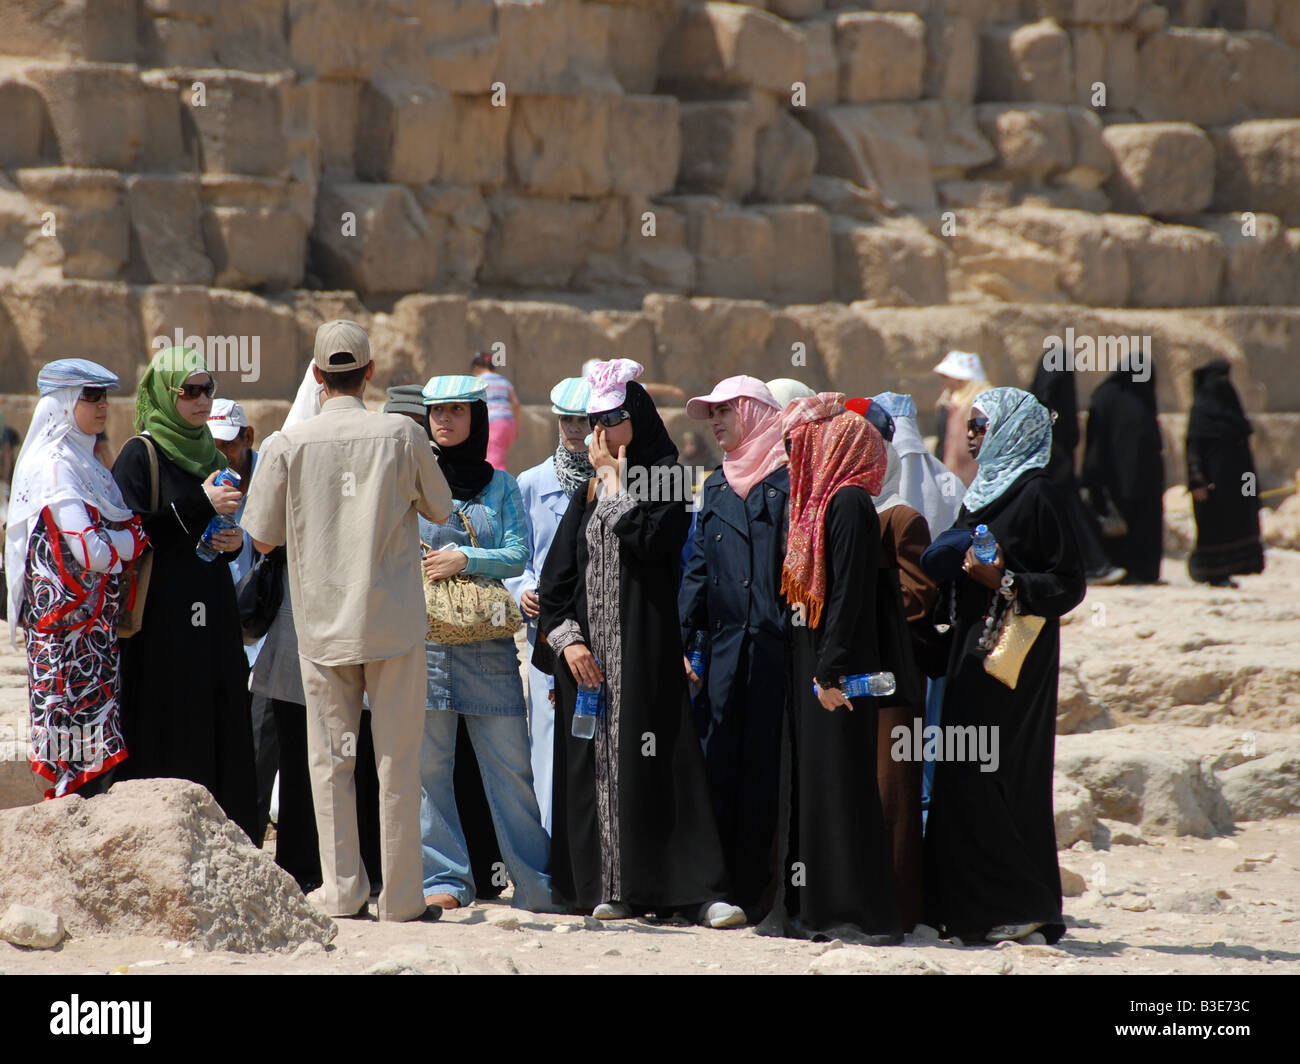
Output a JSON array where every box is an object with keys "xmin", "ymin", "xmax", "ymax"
[
  {"xmin": 921, "ymin": 468, "xmax": 1085, "ymax": 944},
  {"xmin": 1082, "ymin": 371, "xmax": 1164, "ymax": 582},
  {"xmin": 539, "ymin": 481, "xmax": 728, "ymax": 912},
  {"xmin": 1186, "ymin": 361, "xmax": 1264, "ymax": 583},
  {"xmin": 759, "ymin": 487, "xmax": 902, "ymax": 942},
  {"xmin": 112, "ymin": 436, "xmax": 259, "ymax": 843}
]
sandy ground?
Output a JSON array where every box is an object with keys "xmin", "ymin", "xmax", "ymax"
[{"xmin": 2, "ymin": 552, "xmax": 1298, "ymax": 975}]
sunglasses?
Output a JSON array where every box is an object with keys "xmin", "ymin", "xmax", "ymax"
[
  {"xmin": 174, "ymin": 379, "xmax": 217, "ymax": 400},
  {"xmin": 79, "ymin": 387, "xmax": 108, "ymax": 404},
  {"xmin": 967, "ymin": 416, "xmax": 989, "ymax": 434},
  {"xmin": 588, "ymin": 409, "xmax": 631, "ymax": 429}
]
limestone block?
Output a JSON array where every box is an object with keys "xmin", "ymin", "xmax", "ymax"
[
  {"xmin": 16, "ymin": 169, "xmax": 129, "ymax": 282},
  {"xmin": 1189, "ymin": 213, "xmax": 1299, "ymax": 306},
  {"xmin": 991, "ymin": 206, "xmax": 1130, "ymax": 306},
  {"xmin": 1033, "ymin": 0, "xmax": 1140, "ymax": 23},
  {"xmin": 357, "ymin": 80, "xmax": 452, "ymax": 185},
  {"xmin": 24, "ymin": 63, "xmax": 186, "ymax": 171},
  {"xmin": 0, "ymin": 0, "xmax": 138, "ymax": 62},
  {"xmin": 925, "ymin": 14, "xmax": 979, "ymax": 102},
  {"xmin": 508, "ymin": 95, "xmax": 614, "ymax": 198},
  {"xmin": 946, "ymin": 211, "xmax": 1066, "ymax": 303},
  {"xmin": 141, "ymin": 0, "xmax": 294, "ymax": 72},
  {"xmin": 286, "ymin": 0, "xmax": 420, "ymax": 81},
  {"xmin": 0, "ymin": 179, "xmax": 59, "ymax": 282},
  {"xmin": 201, "ymin": 188, "xmax": 308, "ymax": 291},
  {"xmin": 1062, "ymin": 107, "xmax": 1112, "ymax": 189},
  {"xmin": 494, "ymin": 0, "xmax": 620, "ymax": 95},
  {"xmin": 903, "ymin": 100, "xmax": 996, "ymax": 177},
  {"xmin": 660, "ymin": 3, "xmax": 808, "ymax": 95},
  {"xmin": 125, "ymin": 174, "xmax": 214, "ymax": 285},
  {"xmin": 173, "ymin": 70, "xmax": 289, "ymax": 178},
  {"xmin": 312, "ymin": 79, "xmax": 362, "ymax": 178},
  {"xmin": 414, "ymin": 185, "xmax": 490, "ymax": 289},
  {"xmin": 480, "ymin": 194, "xmax": 623, "ymax": 288},
  {"xmin": 594, "ymin": 1, "xmax": 678, "ymax": 94},
  {"xmin": 1, "ymin": 280, "xmax": 143, "ymax": 383},
  {"xmin": 368, "ymin": 294, "xmax": 471, "ymax": 387},
  {"xmin": 800, "ymin": 17, "xmax": 840, "ymax": 110},
  {"xmin": 834, "ymin": 12, "xmax": 926, "ymax": 103},
  {"xmin": 802, "ymin": 105, "xmax": 937, "ymax": 213},
  {"xmin": 1211, "ymin": 120, "xmax": 1300, "ymax": 226},
  {"xmin": 755, "ymin": 204, "xmax": 834, "ymax": 303},
  {"xmin": 1103, "ymin": 215, "xmax": 1224, "ymax": 307},
  {"xmin": 440, "ymin": 95, "xmax": 510, "ymax": 188},
  {"xmin": 832, "ymin": 217, "xmax": 950, "ymax": 306},
  {"xmin": 608, "ymin": 96, "xmax": 680, "ymax": 200},
  {"xmin": 0, "ymin": 80, "xmax": 50, "ymax": 169},
  {"xmin": 1102, "ymin": 122, "xmax": 1215, "ymax": 217},
  {"xmin": 936, "ymin": 179, "xmax": 1014, "ymax": 209},
  {"xmin": 311, "ymin": 181, "xmax": 438, "ymax": 294},
  {"xmin": 975, "ymin": 104, "xmax": 1073, "ymax": 182},
  {"xmin": 1070, "ymin": 26, "xmax": 1137, "ymax": 111},
  {"xmin": 428, "ymin": 33, "xmax": 499, "ymax": 94},
  {"xmin": 679, "ymin": 101, "xmax": 760, "ymax": 201},
  {"xmin": 617, "ymin": 201, "xmax": 696, "ymax": 292},
  {"xmin": 684, "ymin": 204, "xmax": 775, "ymax": 300},
  {"xmin": 755, "ymin": 112, "xmax": 818, "ymax": 203},
  {"xmin": 642, "ymin": 293, "xmax": 777, "ymax": 398},
  {"xmin": 468, "ymin": 300, "xmax": 615, "ymax": 402},
  {"xmin": 979, "ymin": 19, "xmax": 1074, "ymax": 105}
]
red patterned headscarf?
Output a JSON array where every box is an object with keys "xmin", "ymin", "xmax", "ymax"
[{"xmin": 781, "ymin": 393, "xmax": 887, "ymax": 628}]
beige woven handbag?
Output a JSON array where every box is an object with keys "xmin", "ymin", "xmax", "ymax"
[
  {"xmin": 422, "ymin": 511, "xmax": 523, "ymax": 646},
  {"xmin": 983, "ymin": 605, "xmax": 1046, "ymax": 689}
]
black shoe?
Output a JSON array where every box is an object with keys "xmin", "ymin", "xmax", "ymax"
[
  {"xmin": 1208, "ymin": 577, "xmax": 1239, "ymax": 588},
  {"xmin": 414, "ymin": 904, "xmax": 443, "ymax": 923}
]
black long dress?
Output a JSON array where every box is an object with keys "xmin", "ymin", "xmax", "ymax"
[
  {"xmin": 921, "ymin": 468, "xmax": 1085, "ymax": 944},
  {"xmin": 112, "ymin": 436, "xmax": 259, "ymax": 843},
  {"xmin": 539, "ymin": 477, "xmax": 729, "ymax": 913},
  {"xmin": 1082, "ymin": 369, "xmax": 1164, "ymax": 582},
  {"xmin": 1186, "ymin": 360, "xmax": 1264, "ymax": 583},
  {"xmin": 759, "ymin": 486, "xmax": 903, "ymax": 943},
  {"xmin": 1031, "ymin": 363, "xmax": 1113, "ymax": 576}
]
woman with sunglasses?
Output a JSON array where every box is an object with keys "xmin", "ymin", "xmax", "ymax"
[
  {"xmin": 110, "ymin": 346, "xmax": 259, "ymax": 840},
  {"xmin": 920, "ymin": 388, "xmax": 1085, "ymax": 945},
  {"xmin": 539, "ymin": 359, "xmax": 741, "ymax": 928},
  {"xmin": 5, "ymin": 360, "xmax": 149, "ymax": 798}
]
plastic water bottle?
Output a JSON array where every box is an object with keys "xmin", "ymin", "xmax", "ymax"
[
  {"xmin": 972, "ymin": 523, "xmax": 999, "ymax": 564},
  {"xmin": 572, "ymin": 682, "xmax": 603, "ymax": 740},
  {"xmin": 196, "ymin": 468, "xmax": 242, "ymax": 562},
  {"xmin": 687, "ymin": 631, "xmax": 708, "ymax": 699},
  {"xmin": 813, "ymin": 672, "xmax": 897, "ymax": 698}
]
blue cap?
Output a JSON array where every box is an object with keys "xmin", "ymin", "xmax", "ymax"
[
  {"xmin": 872, "ymin": 391, "xmax": 918, "ymax": 419},
  {"xmin": 37, "ymin": 358, "xmax": 121, "ymax": 397},
  {"xmin": 422, "ymin": 375, "xmax": 488, "ymax": 405},
  {"xmin": 550, "ymin": 377, "xmax": 590, "ymax": 415}
]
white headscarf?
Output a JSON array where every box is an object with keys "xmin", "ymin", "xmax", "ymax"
[
  {"xmin": 5, "ymin": 386, "xmax": 134, "ymax": 636},
  {"xmin": 872, "ymin": 442, "xmax": 905, "ymax": 514},
  {"xmin": 283, "ymin": 360, "xmax": 323, "ymax": 430},
  {"xmin": 872, "ymin": 391, "xmax": 963, "ymax": 536}
]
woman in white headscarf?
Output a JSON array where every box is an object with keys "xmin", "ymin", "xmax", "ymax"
[
  {"xmin": 873, "ymin": 391, "xmax": 963, "ymax": 536},
  {"xmin": 5, "ymin": 359, "xmax": 149, "ymax": 798},
  {"xmin": 932, "ymin": 351, "xmax": 992, "ymax": 488}
]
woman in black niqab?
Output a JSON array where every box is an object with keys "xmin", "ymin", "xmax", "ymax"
[{"xmin": 1186, "ymin": 359, "xmax": 1263, "ymax": 586}]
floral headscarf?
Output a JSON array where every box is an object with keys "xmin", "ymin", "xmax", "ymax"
[{"xmin": 962, "ymin": 387, "xmax": 1052, "ymax": 512}]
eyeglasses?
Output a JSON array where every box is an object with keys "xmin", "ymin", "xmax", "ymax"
[
  {"xmin": 967, "ymin": 416, "xmax": 989, "ymax": 434},
  {"xmin": 588, "ymin": 409, "xmax": 631, "ymax": 429},
  {"xmin": 78, "ymin": 387, "xmax": 108, "ymax": 404},
  {"xmin": 174, "ymin": 379, "xmax": 216, "ymax": 400}
]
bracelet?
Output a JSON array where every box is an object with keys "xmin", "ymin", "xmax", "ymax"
[{"xmin": 998, "ymin": 571, "xmax": 1017, "ymax": 600}]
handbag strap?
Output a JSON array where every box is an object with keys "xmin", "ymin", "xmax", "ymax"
[
  {"xmin": 126, "ymin": 434, "xmax": 161, "ymax": 513},
  {"xmin": 457, "ymin": 508, "xmax": 481, "ymax": 549}
]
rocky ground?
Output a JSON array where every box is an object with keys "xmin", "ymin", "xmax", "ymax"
[{"xmin": 1, "ymin": 550, "xmax": 1298, "ymax": 976}]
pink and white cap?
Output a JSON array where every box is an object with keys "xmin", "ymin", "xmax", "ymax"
[
  {"xmin": 686, "ymin": 375, "xmax": 780, "ymax": 420},
  {"xmin": 585, "ymin": 357, "xmax": 644, "ymax": 413}
]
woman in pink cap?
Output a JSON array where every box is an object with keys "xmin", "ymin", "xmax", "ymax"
[{"xmin": 678, "ymin": 375, "xmax": 789, "ymax": 923}]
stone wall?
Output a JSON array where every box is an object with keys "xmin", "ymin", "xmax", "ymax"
[{"xmin": 1, "ymin": 0, "xmax": 1298, "ymax": 487}]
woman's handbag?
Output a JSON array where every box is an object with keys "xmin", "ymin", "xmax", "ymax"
[
  {"xmin": 423, "ymin": 510, "xmax": 524, "ymax": 646},
  {"xmin": 983, "ymin": 603, "xmax": 1046, "ymax": 689},
  {"xmin": 117, "ymin": 435, "xmax": 159, "ymax": 640},
  {"xmin": 235, "ymin": 545, "xmax": 286, "ymax": 643}
]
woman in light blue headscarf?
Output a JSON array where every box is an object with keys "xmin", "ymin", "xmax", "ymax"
[{"xmin": 918, "ymin": 387, "xmax": 1085, "ymax": 946}]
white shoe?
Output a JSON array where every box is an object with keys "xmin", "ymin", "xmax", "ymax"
[
  {"xmin": 592, "ymin": 901, "xmax": 632, "ymax": 920},
  {"xmin": 1087, "ymin": 566, "xmax": 1126, "ymax": 586},
  {"xmin": 698, "ymin": 901, "xmax": 747, "ymax": 929},
  {"xmin": 986, "ymin": 921, "xmax": 1044, "ymax": 942}
]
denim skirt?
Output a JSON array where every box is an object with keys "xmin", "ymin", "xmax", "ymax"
[{"xmin": 425, "ymin": 637, "xmax": 526, "ymax": 716}]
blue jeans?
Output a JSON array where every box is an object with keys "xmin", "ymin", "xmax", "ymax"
[
  {"xmin": 921, "ymin": 677, "xmax": 945, "ymax": 832},
  {"xmin": 419, "ymin": 709, "xmax": 554, "ymax": 911}
]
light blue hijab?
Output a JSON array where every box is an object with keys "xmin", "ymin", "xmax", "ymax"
[
  {"xmin": 962, "ymin": 387, "xmax": 1052, "ymax": 512},
  {"xmin": 871, "ymin": 391, "xmax": 918, "ymax": 419}
]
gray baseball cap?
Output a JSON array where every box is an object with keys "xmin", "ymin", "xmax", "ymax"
[{"xmin": 313, "ymin": 319, "xmax": 371, "ymax": 371}]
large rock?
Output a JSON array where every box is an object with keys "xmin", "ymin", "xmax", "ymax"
[
  {"xmin": 975, "ymin": 104, "xmax": 1073, "ymax": 183},
  {"xmin": 682, "ymin": 202, "xmax": 774, "ymax": 300},
  {"xmin": 439, "ymin": 95, "xmax": 510, "ymax": 188},
  {"xmin": 800, "ymin": 16, "xmax": 839, "ymax": 110},
  {"xmin": 659, "ymin": 3, "xmax": 807, "ymax": 95},
  {"xmin": 369, "ymin": 294, "xmax": 471, "ymax": 387},
  {"xmin": 643, "ymin": 294, "xmax": 776, "ymax": 397},
  {"xmin": 803, "ymin": 105, "xmax": 937, "ymax": 213},
  {"xmin": 1210, "ymin": 120, "xmax": 1300, "ymax": 226},
  {"xmin": 126, "ymin": 174, "xmax": 215, "ymax": 286},
  {"xmin": 310, "ymin": 181, "xmax": 438, "ymax": 294},
  {"xmin": 832, "ymin": 217, "xmax": 950, "ymax": 306},
  {"xmin": 597, "ymin": 1, "xmax": 678, "ymax": 94},
  {"xmin": 0, "ymin": 903, "xmax": 65, "ymax": 949},
  {"xmin": 1070, "ymin": 25, "xmax": 1137, "ymax": 110},
  {"xmin": 493, "ymin": 0, "xmax": 619, "ymax": 95},
  {"xmin": 0, "ymin": 779, "xmax": 336, "ymax": 951},
  {"xmin": 480, "ymin": 194, "xmax": 623, "ymax": 288},
  {"xmin": 834, "ymin": 12, "xmax": 926, "ymax": 103},
  {"xmin": 925, "ymin": 14, "xmax": 979, "ymax": 102},
  {"xmin": 755, "ymin": 112, "xmax": 817, "ymax": 203},
  {"xmin": 608, "ymin": 95, "xmax": 680, "ymax": 199},
  {"xmin": 466, "ymin": 299, "xmax": 615, "ymax": 401},
  {"xmin": 1053, "ymin": 775, "xmax": 1097, "ymax": 849},
  {"xmin": 678, "ymin": 100, "xmax": 758, "ymax": 201},
  {"xmin": 170, "ymin": 70, "xmax": 290, "ymax": 178},
  {"xmin": 1055, "ymin": 726, "xmax": 1234, "ymax": 837},
  {"xmin": 992, "ymin": 206, "xmax": 1131, "ymax": 306},
  {"xmin": 15, "ymin": 168, "xmax": 130, "ymax": 282},
  {"xmin": 1, "ymin": 280, "xmax": 143, "ymax": 384},
  {"xmin": 979, "ymin": 18, "xmax": 1074, "ymax": 105},
  {"xmin": 414, "ymin": 184, "xmax": 490, "ymax": 289},
  {"xmin": 508, "ymin": 95, "xmax": 614, "ymax": 199},
  {"xmin": 1190, "ymin": 212, "xmax": 1299, "ymax": 305},
  {"xmin": 1102, "ymin": 122, "xmax": 1215, "ymax": 217},
  {"xmin": 755, "ymin": 204, "xmax": 833, "ymax": 302},
  {"xmin": 0, "ymin": 0, "xmax": 138, "ymax": 62},
  {"xmin": 0, "ymin": 79, "xmax": 49, "ymax": 169},
  {"xmin": 1218, "ymin": 746, "xmax": 1300, "ymax": 820},
  {"xmin": 356, "ymin": 80, "xmax": 451, "ymax": 186},
  {"xmin": 200, "ymin": 176, "xmax": 309, "ymax": 291},
  {"xmin": 1103, "ymin": 215, "xmax": 1224, "ymax": 307}
]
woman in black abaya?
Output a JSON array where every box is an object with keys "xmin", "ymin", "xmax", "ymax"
[
  {"xmin": 921, "ymin": 388, "xmax": 1085, "ymax": 944},
  {"xmin": 758, "ymin": 393, "xmax": 903, "ymax": 945},
  {"xmin": 1186, "ymin": 359, "xmax": 1264, "ymax": 587},
  {"xmin": 538, "ymin": 360, "xmax": 738, "ymax": 927},
  {"xmin": 1082, "ymin": 366, "xmax": 1164, "ymax": 583}
]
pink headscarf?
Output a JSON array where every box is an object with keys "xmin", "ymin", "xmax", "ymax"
[{"xmin": 687, "ymin": 375, "xmax": 786, "ymax": 500}]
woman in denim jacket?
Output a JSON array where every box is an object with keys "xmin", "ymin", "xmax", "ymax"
[{"xmin": 418, "ymin": 375, "xmax": 553, "ymax": 913}]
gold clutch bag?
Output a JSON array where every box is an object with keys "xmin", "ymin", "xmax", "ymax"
[
  {"xmin": 983, "ymin": 607, "xmax": 1046, "ymax": 689},
  {"xmin": 423, "ymin": 512, "xmax": 523, "ymax": 646}
]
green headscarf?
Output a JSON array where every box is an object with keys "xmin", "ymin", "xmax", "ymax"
[{"xmin": 134, "ymin": 346, "xmax": 224, "ymax": 478}]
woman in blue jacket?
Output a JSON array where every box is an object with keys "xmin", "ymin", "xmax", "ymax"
[{"xmin": 678, "ymin": 375, "xmax": 789, "ymax": 921}]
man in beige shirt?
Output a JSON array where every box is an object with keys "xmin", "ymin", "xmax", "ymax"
[{"xmin": 242, "ymin": 320, "xmax": 452, "ymax": 922}]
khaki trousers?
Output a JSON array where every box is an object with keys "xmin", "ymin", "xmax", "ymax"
[{"xmin": 299, "ymin": 645, "xmax": 426, "ymax": 922}]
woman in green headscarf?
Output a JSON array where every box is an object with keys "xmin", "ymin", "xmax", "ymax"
[{"xmin": 111, "ymin": 347, "xmax": 259, "ymax": 840}]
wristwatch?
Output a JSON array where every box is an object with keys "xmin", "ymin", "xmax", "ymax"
[{"xmin": 998, "ymin": 571, "xmax": 1017, "ymax": 600}]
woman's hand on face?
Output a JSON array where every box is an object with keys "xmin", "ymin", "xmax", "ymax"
[
  {"xmin": 422, "ymin": 548, "xmax": 468, "ymax": 581},
  {"xmin": 817, "ymin": 684, "xmax": 852, "ymax": 712},
  {"xmin": 209, "ymin": 526, "xmax": 244, "ymax": 553},
  {"xmin": 562, "ymin": 643, "xmax": 603, "ymax": 688},
  {"xmin": 962, "ymin": 545, "xmax": 1005, "ymax": 590},
  {"xmin": 589, "ymin": 426, "xmax": 625, "ymax": 495},
  {"xmin": 203, "ymin": 469, "xmax": 242, "ymax": 515}
]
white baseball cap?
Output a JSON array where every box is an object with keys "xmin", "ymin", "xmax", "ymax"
[{"xmin": 208, "ymin": 398, "xmax": 250, "ymax": 441}]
